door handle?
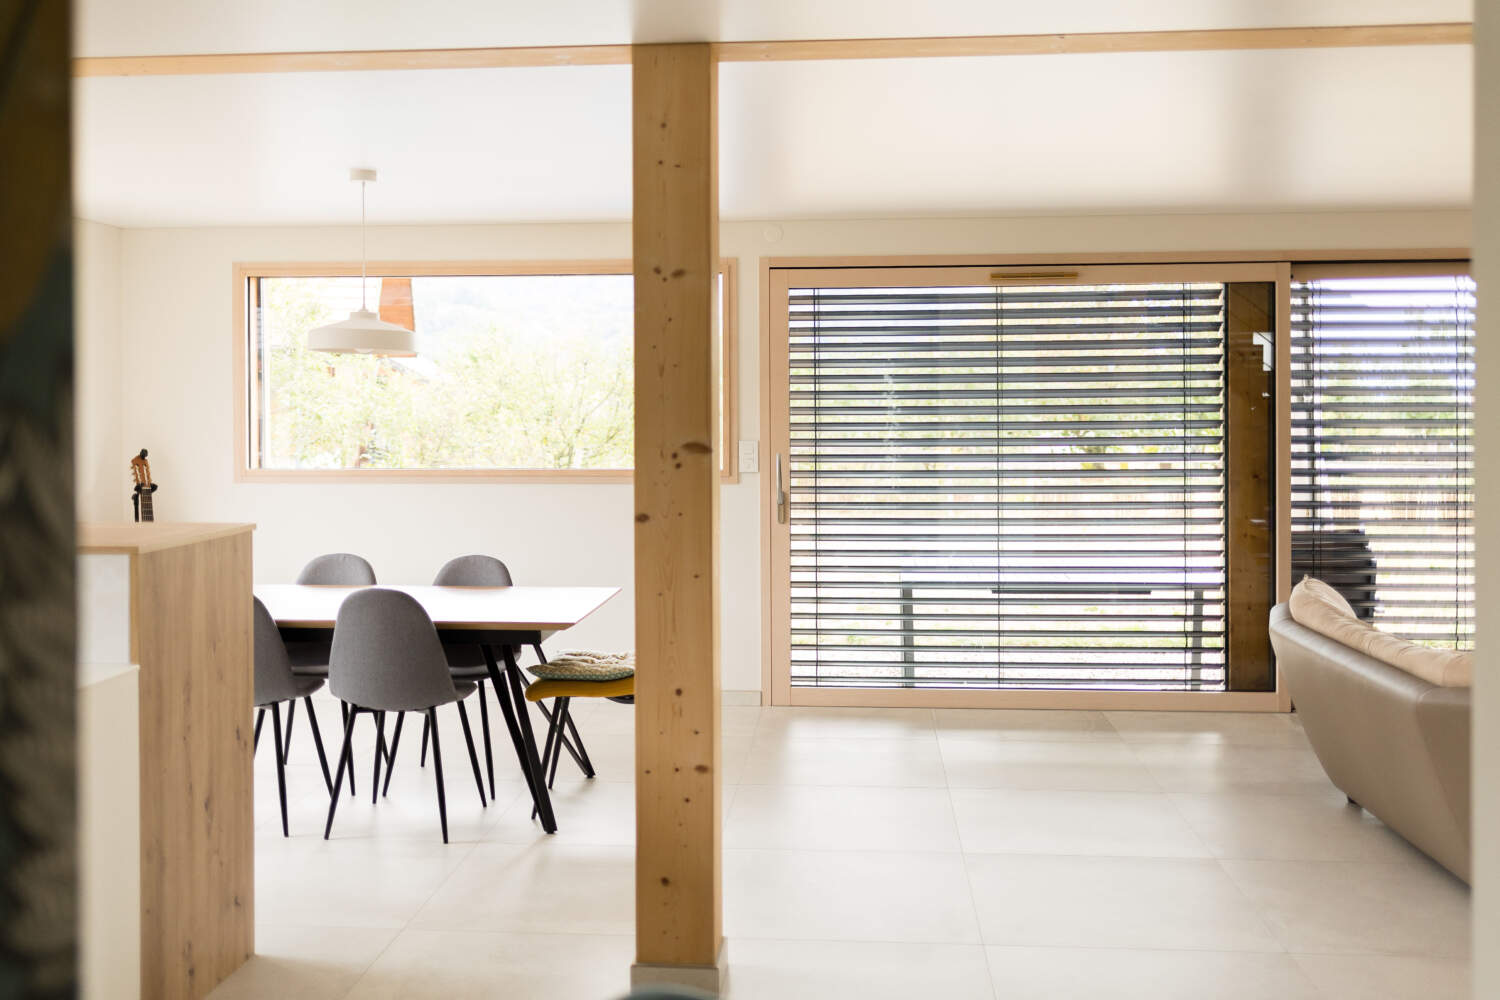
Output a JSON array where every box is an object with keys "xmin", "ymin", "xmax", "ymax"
[{"xmin": 775, "ymin": 453, "xmax": 788, "ymax": 525}]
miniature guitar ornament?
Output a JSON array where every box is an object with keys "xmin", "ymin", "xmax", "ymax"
[{"xmin": 130, "ymin": 448, "xmax": 159, "ymax": 522}]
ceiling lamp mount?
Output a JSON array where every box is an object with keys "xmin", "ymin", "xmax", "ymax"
[{"xmin": 306, "ymin": 167, "xmax": 417, "ymax": 357}]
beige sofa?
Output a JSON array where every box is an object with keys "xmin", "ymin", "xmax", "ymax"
[{"xmin": 1269, "ymin": 603, "xmax": 1471, "ymax": 882}]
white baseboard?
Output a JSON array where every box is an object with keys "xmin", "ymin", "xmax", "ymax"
[{"xmin": 723, "ymin": 689, "xmax": 762, "ymax": 707}]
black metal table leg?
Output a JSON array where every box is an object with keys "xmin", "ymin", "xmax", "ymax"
[
  {"xmin": 502, "ymin": 642, "xmax": 556, "ymax": 832},
  {"xmin": 483, "ymin": 644, "xmax": 539, "ymax": 803},
  {"xmin": 482, "ymin": 642, "xmax": 556, "ymax": 833}
]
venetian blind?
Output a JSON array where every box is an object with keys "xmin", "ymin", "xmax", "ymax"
[
  {"xmin": 1290, "ymin": 274, "xmax": 1475, "ymax": 648},
  {"xmin": 788, "ymin": 281, "xmax": 1229, "ymax": 690}
]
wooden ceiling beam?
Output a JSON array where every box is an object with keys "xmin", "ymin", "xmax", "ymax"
[{"xmin": 74, "ymin": 22, "xmax": 1471, "ymax": 77}]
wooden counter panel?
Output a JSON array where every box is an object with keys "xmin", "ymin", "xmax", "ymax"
[{"xmin": 134, "ymin": 531, "xmax": 254, "ymax": 1000}]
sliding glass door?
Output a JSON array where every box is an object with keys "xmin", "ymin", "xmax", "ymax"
[
  {"xmin": 1289, "ymin": 268, "xmax": 1474, "ymax": 649},
  {"xmin": 766, "ymin": 264, "xmax": 1279, "ymax": 705}
]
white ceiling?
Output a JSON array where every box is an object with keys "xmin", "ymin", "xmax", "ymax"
[
  {"xmin": 76, "ymin": 0, "xmax": 1471, "ymax": 57},
  {"xmin": 76, "ymin": 66, "xmax": 634, "ymax": 227},
  {"xmin": 72, "ymin": 0, "xmax": 1475, "ymax": 227},
  {"xmin": 719, "ymin": 47, "xmax": 1472, "ymax": 220}
]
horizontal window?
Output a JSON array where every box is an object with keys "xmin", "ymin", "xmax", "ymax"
[{"xmin": 239, "ymin": 262, "xmax": 735, "ymax": 477}]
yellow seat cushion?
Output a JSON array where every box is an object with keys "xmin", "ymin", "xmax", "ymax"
[{"xmin": 525, "ymin": 675, "xmax": 636, "ymax": 702}]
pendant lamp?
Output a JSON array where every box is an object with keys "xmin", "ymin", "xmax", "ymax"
[{"xmin": 306, "ymin": 168, "xmax": 417, "ymax": 357}]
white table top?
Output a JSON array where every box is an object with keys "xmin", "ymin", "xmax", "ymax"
[{"xmin": 254, "ymin": 584, "xmax": 620, "ymax": 632}]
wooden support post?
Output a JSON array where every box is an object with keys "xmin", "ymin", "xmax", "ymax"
[
  {"xmin": 1225, "ymin": 282, "xmax": 1277, "ymax": 691},
  {"xmin": 631, "ymin": 43, "xmax": 726, "ymax": 994}
]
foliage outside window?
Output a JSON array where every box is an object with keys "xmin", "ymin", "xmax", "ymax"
[{"xmin": 244, "ymin": 266, "xmax": 732, "ymax": 475}]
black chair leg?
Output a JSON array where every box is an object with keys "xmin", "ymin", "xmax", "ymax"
[
  {"xmin": 381, "ymin": 712, "xmax": 405, "ymax": 798},
  {"xmin": 564, "ymin": 709, "xmax": 595, "ymax": 778},
  {"xmin": 427, "ymin": 708, "xmax": 449, "ymax": 844},
  {"xmin": 547, "ymin": 698, "xmax": 572, "ymax": 789},
  {"xmin": 376, "ymin": 714, "xmax": 393, "ymax": 772},
  {"xmin": 339, "ymin": 701, "xmax": 357, "ymax": 797},
  {"xmin": 282, "ymin": 699, "xmax": 297, "ymax": 758},
  {"xmin": 371, "ymin": 711, "xmax": 388, "ymax": 805},
  {"xmin": 533, "ymin": 698, "xmax": 568, "ymax": 820},
  {"xmin": 303, "ymin": 696, "xmax": 334, "ymax": 794},
  {"xmin": 324, "ymin": 707, "xmax": 359, "ymax": 840},
  {"xmin": 456, "ymin": 700, "xmax": 487, "ymax": 806},
  {"xmin": 270, "ymin": 702, "xmax": 289, "ymax": 837},
  {"xmin": 478, "ymin": 679, "xmax": 495, "ymax": 800},
  {"xmin": 379, "ymin": 714, "xmax": 395, "ymax": 767},
  {"xmin": 254, "ymin": 708, "xmax": 265, "ymax": 753},
  {"xmin": 420, "ymin": 713, "xmax": 430, "ymax": 768},
  {"xmin": 541, "ymin": 700, "xmax": 564, "ymax": 782},
  {"xmin": 537, "ymin": 698, "xmax": 595, "ymax": 779}
]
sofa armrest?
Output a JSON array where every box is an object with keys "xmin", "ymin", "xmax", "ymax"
[{"xmin": 1416, "ymin": 685, "xmax": 1471, "ymax": 843}]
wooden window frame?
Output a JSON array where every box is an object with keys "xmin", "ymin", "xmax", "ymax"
[
  {"xmin": 233, "ymin": 258, "xmax": 738, "ymax": 483},
  {"xmin": 757, "ymin": 248, "xmax": 1469, "ymax": 711}
]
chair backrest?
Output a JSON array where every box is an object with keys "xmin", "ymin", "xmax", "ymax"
[
  {"xmin": 297, "ymin": 553, "xmax": 377, "ymax": 586},
  {"xmin": 328, "ymin": 589, "xmax": 459, "ymax": 712},
  {"xmin": 254, "ymin": 597, "xmax": 304, "ymax": 706},
  {"xmin": 433, "ymin": 555, "xmax": 512, "ymax": 669},
  {"xmin": 433, "ymin": 554, "xmax": 513, "ymax": 587}
]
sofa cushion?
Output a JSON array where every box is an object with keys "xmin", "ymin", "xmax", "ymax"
[
  {"xmin": 1289, "ymin": 577, "xmax": 1472, "ymax": 688},
  {"xmin": 1288, "ymin": 576, "xmax": 1359, "ymax": 621}
]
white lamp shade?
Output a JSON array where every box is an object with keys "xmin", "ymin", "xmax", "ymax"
[{"xmin": 306, "ymin": 309, "xmax": 417, "ymax": 356}]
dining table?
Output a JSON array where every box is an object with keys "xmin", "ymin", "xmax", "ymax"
[{"xmin": 254, "ymin": 583, "xmax": 620, "ymax": 834}]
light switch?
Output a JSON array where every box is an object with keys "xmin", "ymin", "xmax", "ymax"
[{"xmin": 738, "ymin": 440, "xmax": 759, "ymax": 474}]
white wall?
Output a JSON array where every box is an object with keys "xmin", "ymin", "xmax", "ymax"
[
  {"xmin": 74, "ymin": 219, "xmax": 123, "ymax": 522},
  {"xmin": 1472, "ymin": 3, "xmax": 1497, "ymax": 994},
  {"xmin": 101, "ymin": 209, "xmax": 1471, "ymax": 696}
]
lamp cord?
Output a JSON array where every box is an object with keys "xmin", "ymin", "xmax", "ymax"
[{"xmin": 360, "ymin": 180, "xmax": 368, "ymax": 312}]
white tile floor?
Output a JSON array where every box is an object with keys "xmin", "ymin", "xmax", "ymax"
[{"xmin": 212, "ymin": 695, "xmax": 1471, "ymax": 1000}]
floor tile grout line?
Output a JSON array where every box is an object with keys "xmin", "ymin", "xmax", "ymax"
[
  {"xmin": 947, "ymin": 738, "xmax": 1005, "ymax": 986},
  {"xmin": 1207, "ymin": 853, "xmax": 1300, "ymax": 958},
  {"xmin": 1153, "ymin": 774, "xmax": 1215, "ymax": 856},
  {"xmin": 978, "ymin": 945, "xmax": 1005, "ymax": 1000},
  {"xmin": 334, "ymin": 924, "xmax": 411, "ymax": 1000}
]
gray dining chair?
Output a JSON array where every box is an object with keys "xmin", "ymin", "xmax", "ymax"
[
  {"xmin": 254, "ymin": 597, "xmax": 334, "ymax": 837},
  {"xmin": 387, "ymin": 554, "xmax": 595, "ymax": 796},
  {"xmin": 377, "ymin": 554, "xmax": 515, "ymax": 797},
  {"xmin": 420, "ymin": 555, "xmax": 512, "ymax": 798},
  {"xmin": 286, "ymin": 552, "xmax": 378, "ymax": 792},
  {"xmin": 297, "ymin": 552, "xmax": 378, "ymax": 587},
  {"xmin": 323, "ymin": 588, "xmax": 487, "ymax": 843}
]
